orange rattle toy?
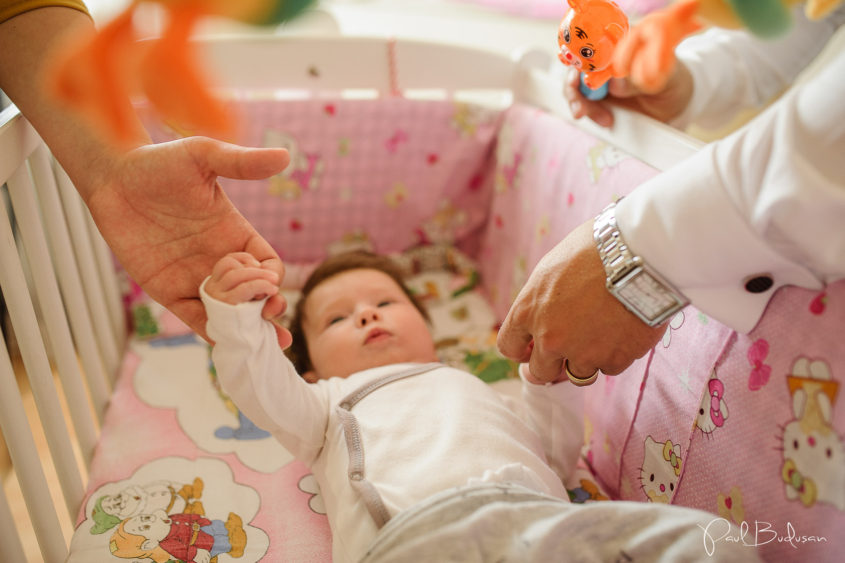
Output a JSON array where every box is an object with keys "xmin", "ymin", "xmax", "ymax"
[
  {"xmin": 557, "ymin": 0, "xmax": 630, "ymax": 100},
  {"xmin": 49, "ymin": 0, "xmax": 314, "ymax": 147}
]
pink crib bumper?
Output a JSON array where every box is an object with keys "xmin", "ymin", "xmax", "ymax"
[
  {"xmin": 483, "ymin": 104, "xmax": 845, "ymax": 561},
  {"xmin": 80, "ymin": 98, "xmax": 845, "ymax": 563}
]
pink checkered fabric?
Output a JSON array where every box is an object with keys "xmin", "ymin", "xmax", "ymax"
[
  {"xmin": 139, "ymin": 98, "xmax": 844, "ymax": 560},
  {"xmin": 141, "ymin": 98, "xmax": 501, "ymax": 264}
]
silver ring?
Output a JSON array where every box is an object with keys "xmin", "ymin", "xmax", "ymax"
[{"xmin": 565, "ymin": 359, "xmax": 599, "ymax": 386}]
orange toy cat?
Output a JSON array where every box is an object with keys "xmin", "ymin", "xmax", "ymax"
[{"xmin": 557, "ymin": 0, "xmax": 630, "ymax": 91}]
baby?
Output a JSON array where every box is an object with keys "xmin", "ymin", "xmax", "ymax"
[{"xmin": 201, "ymin": 250, "xmax": 756, "ymax": 563}]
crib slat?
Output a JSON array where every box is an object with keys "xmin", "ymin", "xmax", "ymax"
[
  {"xmin": 0, "ymin": 107, "xmax": 41, "ymax": 181},
  {"xmin": 0, "ymin": 329, "xmax": 67, "ymax": 563},
  {"xmin": 0, "ymin": 181, "xmax": 84, "ymax": 515},
  {"xmin": 7, "ymin": 146, "xmax": 100, "ymax": 469},
  {"xmin": 84, "ymin": 200, "xmax": 127, "ymax": 353},
  {"xmin": 54, "ymin": 168, "xmax": 122, "ymax": 379},
  {"xmin": 0, "ymin": 479, "xmax": 28, "ymax": 563},
  {"xmin": 31, "ymin": 154, "xmax": 111, "ymax": 422}
]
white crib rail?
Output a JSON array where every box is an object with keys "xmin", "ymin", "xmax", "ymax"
[
  {"xmin": 197, "ymin": 35, "xmax": 519, "ymax": 96},
  {"xmin": 194, "ymin": 35, "xmax": 702, "ymax": 169},
  {"xmin": 0, "ymin": 105, "xmax": 122, "ymax": 562}
]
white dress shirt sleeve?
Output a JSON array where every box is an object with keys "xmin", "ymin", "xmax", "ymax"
[
  {"xmin": 615, "ymin": 38, "xmax": 845, "ymax": 333},
  {"xmin": 671, "ymin": 5, "xmax": 845, "ymax": 130}
]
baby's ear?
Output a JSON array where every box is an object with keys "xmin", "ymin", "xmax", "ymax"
[{"xmin": 303, "ymin": 371, "xmax": 320, "ymax": 384}]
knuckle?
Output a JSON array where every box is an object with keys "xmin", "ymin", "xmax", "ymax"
[
  {"xmin": 602, "ymin": 351, "xmax": 634, "ymax": 375},
  {"xmin": 534, "ymin": 332, "xmax": 561, "ymax": 355}
]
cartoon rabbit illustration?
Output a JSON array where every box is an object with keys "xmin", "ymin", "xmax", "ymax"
[
  {"xmin": 264, "ymin": 129, "xmax": 323, "ymax": 200},
  {"xmin": 780, "ymin": 357, "xmax": 844, "ymax": 511}
]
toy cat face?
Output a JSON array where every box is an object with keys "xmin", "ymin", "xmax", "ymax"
[{"xmin": 557, "ymin": 0, "xmax": 628, "ymax": 74}]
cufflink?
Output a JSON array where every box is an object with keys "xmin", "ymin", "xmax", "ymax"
[{"xmin": 744, "ymin": 274, "xmax": 774, "ymax": 294}]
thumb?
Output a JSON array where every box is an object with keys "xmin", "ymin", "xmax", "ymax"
[
  {"xmin": 607, "ymin": 77, "xmax": 641, "ymax": 99},
  {"xmin": 185, "ymin": 137, "xmax": 290, "ymax": 180},
  {"xmin": 273, "ymin": 324, "xmax": 293, "ymax": 350},
  {"xmin": 496, "ymin": 313, "xmax": 534, "ymax": 362}
]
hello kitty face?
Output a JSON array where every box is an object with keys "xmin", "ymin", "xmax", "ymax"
[
  {"xmin": 780, "ymin": 357, "xmax": 845, "ymax": 510},
  {"xmin": 696, "ymin": 369, "xmax": 729, "ymax": 436},
  {"xmin": 586, "ymin": 141, "xmax": 627, "ymax": 184},
  {"xmin": 640, "ymin": 436, "xmax": 681, "ymax": 503}
]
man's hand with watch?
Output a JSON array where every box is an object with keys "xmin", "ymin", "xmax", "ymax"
[{"xmin": 497, "ymin": 201, "xmax": 685, "ymax": 385}]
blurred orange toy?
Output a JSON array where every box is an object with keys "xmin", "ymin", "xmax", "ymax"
[
  {"xmin": 612, "ymin": 0, "xmax": 844, "ymax": 93},
  {"xmin": 557, "ymin": 0, "xmax": 630, "ymax": 100},
  {"xmin": 50, "ymin": 0, "xmax": 314, "ymax": 147}
]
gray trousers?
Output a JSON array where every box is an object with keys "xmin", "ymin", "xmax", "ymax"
[{"xmin": 361, "ymin": 483, "xmax": 759, "ymax": 562}]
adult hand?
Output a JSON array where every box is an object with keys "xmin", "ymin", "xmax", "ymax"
[
  {"xmin": 497, "ymin": 220, "xmax": 666, "ymax": 383},
  {"xmin": 564, "ymin": 62, "xmax": 693, "ymax": 128},
  {"xmin": 84, "ymin": 136, "xmax": 292, "ymax": 346},
  {"xmin": 0, "ymin": 7, "xmax": 292, "ymax": 346}
]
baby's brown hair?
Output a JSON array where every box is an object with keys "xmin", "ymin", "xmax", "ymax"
[{"xmin": 286, "ymin": 251, "xmax": 430, "ymax": 374}]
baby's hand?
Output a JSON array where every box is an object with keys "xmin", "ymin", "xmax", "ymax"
[{"xmin": 206, "ymin": 252, "xmax": 281, "ymax": 305}]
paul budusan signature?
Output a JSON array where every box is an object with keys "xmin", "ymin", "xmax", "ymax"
[{"xmin": 700, "ymin": 518, "xmax": 828, "ymax": 555}]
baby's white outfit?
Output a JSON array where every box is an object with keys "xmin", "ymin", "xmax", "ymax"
[
  {"xmin": 201, "ymin": 282, "xmax": 758, "ymax": 562},
  {"xmin": 201, "ymin": 281, "xmax": 583, "ymax": 563}
]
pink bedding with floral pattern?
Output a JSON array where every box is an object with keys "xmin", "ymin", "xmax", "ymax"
[{"xmin": 70, "ymin": 98, "xmax": 844, "ymax": 562}]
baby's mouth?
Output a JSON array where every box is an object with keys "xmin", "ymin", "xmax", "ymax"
[{"xmin": 365, "ymin": 328, "xmax": 391, "ymax": 344}]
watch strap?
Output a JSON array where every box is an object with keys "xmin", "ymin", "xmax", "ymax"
[{"xmin": 593, "ymin": 202, "xmax": 689, "ymax": 326}]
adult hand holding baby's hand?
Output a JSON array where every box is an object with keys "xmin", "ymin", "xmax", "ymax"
[
  {"xmin": 82, "ymin": 136, "xmax": 292, "ymax": 347},
  {"xmin": 205, "ymin": 251, "xmax": 291, "ymax": 349},
  {"xmin": 206, "ymin": 252, "xmax": 281, "ymax": 305}
]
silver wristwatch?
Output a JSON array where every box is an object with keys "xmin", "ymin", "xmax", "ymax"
[{"xmin": 593, "ymin": 202, "xmax": 688, "ymax": 327}]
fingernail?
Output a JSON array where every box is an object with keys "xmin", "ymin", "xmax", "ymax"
[{"xmin": 571, "ymin": 101, "xmax": 582, "ymax": 115}]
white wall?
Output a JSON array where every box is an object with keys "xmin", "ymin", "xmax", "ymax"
[{"xmin": 81, "ymin": 0, "xmax": 561, "ymax": 58}]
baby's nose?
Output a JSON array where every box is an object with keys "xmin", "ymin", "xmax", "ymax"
[{"xmin": 356, "ymin": 308, "xmax": 380, "ymax": 327}]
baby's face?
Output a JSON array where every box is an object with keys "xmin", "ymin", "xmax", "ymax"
[{"xmin": 302, "ymin": 269, "xmax": 437, "ymax": 380}]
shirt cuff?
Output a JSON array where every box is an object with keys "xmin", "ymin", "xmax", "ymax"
[
  {"xmin": 614, "ymin": 145, "xmax": 822, "ymax": 334},
  {"xmin": 199, "ymin": 276, "xmax": 268, "ymax": 342}
]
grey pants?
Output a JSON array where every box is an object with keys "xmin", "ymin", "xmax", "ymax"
[{"xmin": 361, "ymin": 483, "xmax": 759, "ymax": 562}]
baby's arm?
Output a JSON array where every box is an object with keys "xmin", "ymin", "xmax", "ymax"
[
  {"xmin": 201, "ymin": 255, "xmax": 330, "ymax": 465},
  {"xmin": 205, "ymin": 252, "xmax": 281, "ymax": 305}
]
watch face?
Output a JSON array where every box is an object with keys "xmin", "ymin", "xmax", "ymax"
[{"xmin": 616, "ymin": 269, "xmax": 682, "ymax": 322}]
